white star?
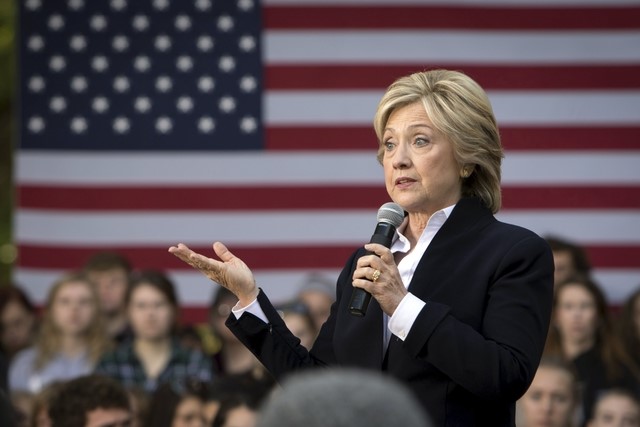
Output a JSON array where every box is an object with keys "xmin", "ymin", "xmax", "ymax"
[
  {"xmin": 113, "ymin": 117, "xmax": 130, "ymax": 134},
  {"xmin": 92, "ymin": 96, "xmax": 109, "ymax": 113},
  {"xmin": 28, "ymin": 116, "xmax": 45, "ymax": 133},
  {"xmin": 134, "ymin": 96, "xmax": 152, "ymax": 113},
  {"xmin": 239, "ymin": 116, "xmax": 258, "ymax": 133},
  {"xmin": 176, "ymin": 56, "xmax": 193, "ymax": 72},
  {"xmin": 219, "ymin": 96, "xmax": 236, "ymax": 113},
  {"xmin": 176, "ymin": 96, "xmax": 193, "ymax": 113},
  {"xmin": 198, "ymin": 116, "xmax": 215, "ymax": 133},
  {"xmin": 238, "ymin": 35, "xmax": 256, "ymax": 52},
  {"xmin": 219, "ymin": 55, "xmax": 236, "ymax": 73},
  {"xmin": 70, "ymin": 116, "xmax": 88, "ymax": 133},
  {"xmin": 132, "ymin": 15, "xmax": 149, "ymax": 31},
  {"xmin": 156, "ymin": 116, "xmax": 172, "ymax": 133},
  {"xmin": 195, "ymin": 0, "xmax": 211, "ymax": 11},
  {"xmin": 155, "ymin": 76, "xmax": 172, "ymax": 92},
  {"xmin": 71, "ymin": 76, "xmax": 88, "ymax": 93},
  {"xmin": 133, "ymin": 56, "xmax": 151, "ymax": 72},
  {"xmin": 175, "ymin": 15, "xmax": 191, "ymax": 31},
  {"xmin": 217, "ymin": 15, "xmax": 234, "ymax": 32},
  {"xmin": 49, "ymin": 55, "xmax": 66, "ymax": 72},
  {"xmin": 197, "ymin": 76, "xmax": 215, "ymax": 93},
  {"xmin": 239, "ymin": 75, "xmax": 257, "ymax": 93},
  {"xmin": 90, "ymin": 15, "xmax": 108, "ymax": 32},
  {"xmin": 67, "ymin": 0, "xmax": 84, "ymax": 10},
  {"xmin": 69, "ymin": 35, "xmax": 87, "ymax": 52},
  {"xmin": 196, "ymin": 36, "xmax": 214, "ymax": 52},
  {"xmin": 155, "ymin": 35, "xmax": 172, "ymax": 52},
  {"xmin": 25, "ymin": 0, "xmax": 42, "ymax": 11},
  {"xmin": 112, "ymin": 35, "xmax": 129, "ymax": 52},
  {"xmin": 110, "ymin": 0, "xmax": 127, "ymax": 11},
  {"xmin": 49, "ymin": 96, "xmax": 67, "ymax": 113},
  {"xmin": 152, "ymin": 0, "xmax": 170, "ymax": 11},
  {"xmin": 48, "ymin": 14, "xmax": 65, "ymax": 31},
  {"xmin": 91, "ymin": 56, "xmax": 109, "ymax": 72},
  {"xmin": 113, "ymin": 76, "xmax": 130, "ymax": 93},
  {"xmin": 238, "ymin": 0, "xmax": 254, "ymax": 11},
  {"xmin": 27, "ymin": 35, "xmax": 45, "ymax": 52},
  {"xmin": 28, "ymin": 76, "xmax": 45, "ymax": 93}
]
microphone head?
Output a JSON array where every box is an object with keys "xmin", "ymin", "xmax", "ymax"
[{"xmin": 377, "ymin": 202, "xmax": 405, "ymax": 228}]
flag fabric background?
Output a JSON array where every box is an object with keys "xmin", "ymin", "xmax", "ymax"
[{"xmin": 14, "ymin": 0, "xmax": 640, "ymax": 323}]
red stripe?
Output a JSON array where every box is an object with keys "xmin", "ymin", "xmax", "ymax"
[
  {"xmin": 266, "ymin": 127, "xmax": 640, "ymax": 151},
  {"xmin": 17, "ymin": 185, "xmax": 640, "ymax": 211},
  {"xmin": 266, "ymin": 65, "xmax": 640, "ymax": 90},
  {"xmin": 16, "ymin": 244, "xmax": 640, "ymax": 270},
  {"xmin": 179, "ymin": 307, "xmax": 209, "ymax": 326},
  {"xmin": 264, "ymin": 6, "xmax": 640, "ymax": 30}
]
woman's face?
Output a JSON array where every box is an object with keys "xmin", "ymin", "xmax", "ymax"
[
  {"xmin": 382, "ymin": 101, "xmax": 462, "ymax": 215},
  {"xmin": 282, "ymin": 312, "xmax": 315, "ymax": 350},
  {"xmin": 1, "ymin": 300, "xmax": 36, "ymax": 354},
  {"xmin": 172, "ymin": 396, "xmax": 205, "ymax": 427},
  {"xmin": 128, "ymin": 284, "xmax": 174, "ymax": 340},
  {"xmin": 589, "ymin": 394, "xmax": 640, "ymax": 427},
  {"xmin": 51, "ymin": 281, "xmax": 96, "ymax": 336},
  {"xmin": 222, "ymin": 405, "xmax": 256, "ymax": 427},
  {"xmin": 555, "ymin": 283, "xmax": 598, "ymax": 345},
  {"xmin": 520, "ymin": 366, "xmax": 575, "ymax": 427}
]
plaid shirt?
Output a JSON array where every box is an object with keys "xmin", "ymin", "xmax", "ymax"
[{"xmin": 94, "ymin": 339, "xmax": 213, "ymax": 394}]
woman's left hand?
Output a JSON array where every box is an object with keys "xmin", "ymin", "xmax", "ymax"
[{"xmin": 352, "ymin": 243, "xmax": 407, "ymax": 316}]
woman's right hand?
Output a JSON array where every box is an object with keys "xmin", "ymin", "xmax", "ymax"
[{"xmin": 168, "ymin": 242, "xmax": 259, "ymax": 307}]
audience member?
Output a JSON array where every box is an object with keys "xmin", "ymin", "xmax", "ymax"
[
  {"xmin": 295, "ymin": 273, "xmax": 335, "ymax": 333},
  {"xmin": 145, "ymin": 380, "xmax": 208, "ymax": 427},
  {"xmin": 256, "ymin": 368, "xmax": 431, "ymax": 427},
  {"xmin": 28, "ymin": 381, "xmax": 64, "ymax": 427},
  {"xmin": 275, "ymin": 300, "xmax": 317, "ymax": 350},
  {"xmin": 545, "ymin": 236, "xmax": 592, "ymax": 287},
  {"xmin": 587, "ymin": 388, "xmax": 640, "ymax": 427},
  {"xmin": 616, "ymin": 286, "xmax": 640, "ymax": 377},
  {"xmin": 10, "ymin": 390, "xmax": 33, "ymax": 427},
  {"xmin": 1, "ymin": 387, "xmax": 17, "ymax": 427},
  {"xmin": 518, "ymin": 356, "xmax": 580, "ymax": 427},
  {"xmin": 83, "ymin": 251, "xmax": 133, "ymax": 343},
  {"xmin": 95, "ymin": 270, "xmax": 212, "ymax": 394},
  {"xmin": 209, "ymin": 287, "xmax": 263, "ymax": 376},
  {"xmin": 48, "ymin": 374, "xmax": 131, "ymax": 427},
  {"xmin": 0, "ymin": 285, "xmax": 38, "ymax": 361},
  {"xmin": 9, "ymin": 273, "xmax": 110, "ymax": 394},
  {"xmin": 545, "ymin": 275, "xmax": 639, "ymax": 423},
  {"xmin": 126, "ymin": 386, "xmax": 149, "ymax": 427},
  {"xmin": 211, "ymin": 393, "xmax": 260, "ymax": 427}
]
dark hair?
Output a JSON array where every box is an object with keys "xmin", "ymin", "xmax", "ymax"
[
  {"xmin": 211, "ymin": 392, "xmax": 261, "ymax": 427},
  {"xmin": 275, "ymin": 300, "xmax": 317, "ymax": 337},
  {"xmin": 48, "ymin": 375, "xmax": 130, "ymax": 427},
  {"xmin": 545, "ymin": 236, "xmax": 592, "ymax": 274},
  {"xmin": 83, "ymin": 251, "xmax": 132, "ymax": 273},
  {"xmin": 0, "ymin": 285, "xmax": 36, "ymax": 319},
  {"xmin": 145, "ymin": 381, "xmax": 209, "ymax": 427},
  {"xmin": 616, "ymin": 286, "xmax": 640, "ymax": 371},
  {"xmin": 126, "ymin": 270, "xmax": 178, "ymax": 309}
]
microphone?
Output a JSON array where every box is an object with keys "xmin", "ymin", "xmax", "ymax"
[{"xmin": 349, "ymin": 202, "xmax": 405, "ymax": 317}]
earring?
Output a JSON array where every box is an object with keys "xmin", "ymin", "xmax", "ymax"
[{"xmin": 461, "ymin": 168, "xmax": 470, "ymax": 178}]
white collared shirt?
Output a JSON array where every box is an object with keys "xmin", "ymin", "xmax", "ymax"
[{"xmin": 234, "ymin": 204, "xmax": 456, "ymax": 354}]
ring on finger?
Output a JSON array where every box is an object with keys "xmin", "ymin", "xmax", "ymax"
[{"xmin": 372, "ymin": 269, "xmax": 381, "ymax": 282}]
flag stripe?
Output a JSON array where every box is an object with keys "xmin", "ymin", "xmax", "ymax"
[
  {"xmin": 266, "ymin": 65, "xmax": 640, "ymax": 90},
  {"xmin": 264, "ymin": 6, "xmax": 640, "ymax": 30},
  {"xmin": 17, "ymin": 185, "xmax": 640, "ymax": 211},
  {"xmin": 16, "ymin": 244, "xmax": 640, "ymax": 271}
]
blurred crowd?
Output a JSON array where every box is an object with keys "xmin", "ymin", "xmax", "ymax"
[{"xmin": 1, "ymin": 236, "xmax": 639, "ymax": 427}]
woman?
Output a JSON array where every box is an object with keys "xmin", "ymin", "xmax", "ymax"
[
  {"xmin": 518, "ymin": 357, "xmax": 580, "ymax": 427},
  {"xmin": 616, "ymin": 286, "xmax": 640, "ymax": 377},
  {"xmin": 0, "ymin": 285, "xmax": 38, "ymax": 362},
  {"xmin": 169, "ymin": 69, "xmax": 554, "ymax": 426},
  {"xmin": 9, "ymin": 273, "xmax": 110, "ymax": 393},
  {"xmin": 95, "ymin": 270, "xmax": 212, "ymax": 394},
  {"xmin": 587, "ymin": 388, "xmax": 640, "ymax": 427},
  {"xmin": 545, "ymin": 275, "xmax": 639, "ymax": 423},
  {"xmin": 145, "ymin": 381, "xmax": 208, "ymax": 427}
]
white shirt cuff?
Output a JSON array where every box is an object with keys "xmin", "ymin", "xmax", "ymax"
[
  {"xmin": 232, "ymin": 297, "xmax": 268, "ymax": 323},
  {"xmin": 388, "ymin": 292, "xmax": 426, "ymax": 341}
]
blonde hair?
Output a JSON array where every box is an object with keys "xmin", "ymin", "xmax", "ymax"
[
  {"xmin": 34, "ymin": 272, "xmax": 111, "ymax": 369},
  {"xmin": 373, "ymin": 69, "xmax": 503, "ymax": 213}
]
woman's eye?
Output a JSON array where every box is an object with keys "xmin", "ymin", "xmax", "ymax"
[
  {"xmin": 415, "ymin": 137, "xmax": 429, "ymax": 146},
  {"xmin": 384, "ymin": 141, "xmax": 395, "ymax": 150}
]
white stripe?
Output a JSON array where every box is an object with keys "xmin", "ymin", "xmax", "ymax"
[
  {"xmin": 14, "ymin": 268, "xmax": 638, "ymax": 306},
  {"xmin": 265, "ymin": 31, "xmax": 640, "ymax": 64},
  {"xmin": 15, "ymin": 209, "xmax": 640, "ymax": 245},
  {"xmin": 14, "ymin": 268, "xmax": 341, "ymax": 306},
  {"xmin": 265, "ymin": 90, "xmax": 640, "ymax": 125},
  {"xmin": 16, "ymin": 151, "xmax": 640, "ymax": 185},
  {"xmin": 265, "ymin": 0, "xmax": 640, "ymax": 5}
]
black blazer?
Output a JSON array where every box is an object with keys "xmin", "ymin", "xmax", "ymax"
[{"xmin": 227, "ymin": 197, "xmax": 554, "ymax": 426}]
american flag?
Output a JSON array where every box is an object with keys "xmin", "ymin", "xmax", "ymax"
[{"xmin": 15, "ymin": 0, "xmax": 640, "ymax": 323}]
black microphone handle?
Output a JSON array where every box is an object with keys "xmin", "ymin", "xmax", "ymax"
[{"xmin": 348, "ymin": 222, "xmax": 396, "ymax": 317}]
